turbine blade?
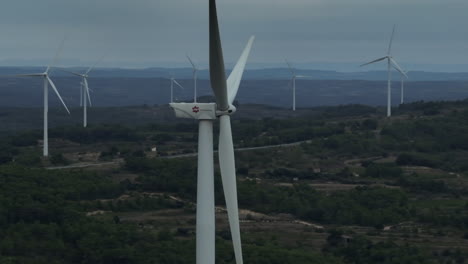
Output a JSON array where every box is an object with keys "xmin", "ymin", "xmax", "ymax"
[
  {"xmin": 360, "ymin": 56, "xmax": 388, "ymax": 67},
  {"xmin": 218, "ymin": 115, "xmax": 243, "ymax": 264},
  {"xmin": 388, "ymin": 25, "xmax": 396, "ymax": 55},
  {"xmin": 47, "ymin": 76, "xmax": 70, "ymax": 114},
  {"xmin": 173, "ymin": 79, "xmax": 184, "ymax": 90},
  {"xmin": 47, "ymin": 36, "xmax": 67, "ymax": 73},
  {"xmin": 86, "ymin": 54, "xmax": 105, "ymax": 75},
  {"xmin": 84, "ymin": 78, "xmax": 92, "ymax": 106},
  {"xmin": 58, "ymin": 68, "xmax": 83, "ymax": 77},
  {"xmin": 296, "ymin": 75, "xmax": 310, "ymax": 78},
  {"xmin": 391, "ymin": 63, "xmax": 404, "ymax": 75},
  {"xmin": 285, "ymin": 59, "xmax": 295, "ymax": 75},
  {"xmin": 0, "ymin": 73, "xmax": 44, "ymax": 77},
  {"xmin": 390, "ymin": 58, "xmax": 408, "ymax": 78},
  {"xmin": 186, "ymin": 54, "xmax": 197, "ymax": 69},
  {"xmin": 227, "ymin": 36, "xmax": 255, "ymax": 104},
  {"xmin": 209, "ymin": 0, "xmax": 229, "ymax": 110},
  {"xmin": 404, "ymin": 70, "xmax": 410, "ymax": 79}
]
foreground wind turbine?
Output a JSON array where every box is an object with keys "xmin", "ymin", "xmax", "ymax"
[
  {"xmin": 170, "ymin": 1, "xmax": 254, "ymax": 263},
  {"xmin": 286, "ymin": 60, "xmax": 309, "ymax": 111},
  {"xmin": 169, "ymin": 76, "xmax": 184, "ymax": 103},
  {"xmin": 361, "ymin": 25, "xmax": 407, "ymax": 117},
  {"xmin": 8, "ymin": 42, "xmax": 70, "ymax": 156},
  {"xmin": 62, "ymin": 57, "xmax": 103, "ymax": 127},
  {"xmin": 187, "ymin": 55, "xmax": 201, "ymax": 102}
]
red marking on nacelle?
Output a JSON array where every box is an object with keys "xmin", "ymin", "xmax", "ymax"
[{"xmin": 192, "ymin": 106, "xmax": 200, "ymax": 113}]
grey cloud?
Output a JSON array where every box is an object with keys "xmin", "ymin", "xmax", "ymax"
[{"xmin": 0, "ymin": 0, "xmax": 466, "ymax": 70}]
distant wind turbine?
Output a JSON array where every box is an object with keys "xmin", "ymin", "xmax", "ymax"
[
  {"xmin": 4, "ymin": 40, "xmax": 70, "ymax": 156},
  {"xmin": 361, "ymin": 25, "xmax": 407, "ymax": 117},
  {"xmin": 170, "ymin": 0, "xmax": 255, "ymax": 263},
  {"xmin": 187, "ymin": 55, "xmax": 201, "ymax": 103},
  {"xmin": 286, "ymin": 60, "xmax": 309, "ymax": 111},
  {"xmin": 394, "ymin": 68, "xmax": 409, "ymax": 104},
  {"xmin": 169, "ymin": 76, "xmax": 184, "ymax": 103},
  {"xmin": 61, "ymin": 56, "xmax": 104, "ymax": 127}
]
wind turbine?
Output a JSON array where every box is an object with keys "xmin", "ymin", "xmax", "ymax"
[
  {"xmin": 170, "ymin": 1, "xmax": 254, "ymax": 263},
  {"xmin": 394, "ymin": 68, "xmax": 409, "ymax": 104},
  {"xmin": 61, "ymin": 57, "xmax": 103, "ymax": 127},
  {"xmin": 361, "ymin": 25, "xmax": 407, "ymax": 117},
  {"xmin": 7, "ymin": 42, "xmax": 70, "ymax": 156},
  {"xmin": 187, "ymin": 55, "xmax": 202, "ymax": 103},
  {"xmin": 286, "ymin": 60, "xmax": 309, "ymax": 111},
  {"xmin": 169, "ymin": 76, "xmax": 184, "ymax": 103}
]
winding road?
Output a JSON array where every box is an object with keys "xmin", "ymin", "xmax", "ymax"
[{"xmin": 46, "ymin": 140, "xmax": 312, "ymax": 170}]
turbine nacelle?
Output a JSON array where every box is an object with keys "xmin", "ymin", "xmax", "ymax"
[
  {"xmin": 169, "ymin": 102, "xmax": 236, "ymax": 120},
  {"xmin": 170, "ymin": 103, "xmax": 216, "ymax": 120}
]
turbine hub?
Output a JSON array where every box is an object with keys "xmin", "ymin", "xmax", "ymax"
[{"xmin": 216, "ymin": 105, "xmax": 236, "ymax": 116}]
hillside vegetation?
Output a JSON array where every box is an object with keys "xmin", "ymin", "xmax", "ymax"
[{"xmin": 1, "ymin": 100, "xmax": 468, "ymax": 263}]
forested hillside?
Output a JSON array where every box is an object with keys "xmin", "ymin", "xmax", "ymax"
[{"xmin": 1, "ymin": 100, "xmax": 468, "ymax": 263}]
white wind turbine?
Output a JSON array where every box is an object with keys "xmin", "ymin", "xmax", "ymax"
[
  {"xmin": 361, "ymin": 25, "xmax": 407, "ymax": 117},
  {"xmin": 169, "ymin": 76, "xmax": 184, "ymax": 103},
  {"xmin": 394, "ymin": 68, "xmax": 409, "ymax": 104},
  {"xmin": 7, "ymin": 42, "xmax": 70, "ymax": 156},
  {"xmin": 170, "ymin": 1, "xmax": 254, "ymax": 263},
  {"xmin": 61, "ymin": 57, "xmax": 103, "ymax": 127},
  {"xmin": 286, "ymin": 60, "xmax": 309, "ymax": 111},
  {"xmin": 187, "ymin": 55, "xmax": 201, "ymax": 102}
]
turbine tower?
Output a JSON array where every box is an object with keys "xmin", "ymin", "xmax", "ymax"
[
  {"xmin": 61, "ymin": 57, "xmax": 102, "ymax": 127},
  {"xmin": 170, "ymin": 1, "xmax": 254, "ymax": 263},
  {"xmin": 9, "ymin": 42, "xmax": 70, "ymax": 156},
  {"xmin": 187, "ymin": 55, "xmax": 200, "ymax": 102},
  {"xmin": 361, "ymin": 25, "xmax": 407, "ymax": 117},
  {"xmin": 169, "ymin": 76, "xmax": 184, "ymax": 103},
  {"xmin": 285, "ymin": 60, "xmax": 309, "ymax": 111}
]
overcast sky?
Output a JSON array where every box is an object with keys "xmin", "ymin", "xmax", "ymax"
[{"xmin": 0, "ymin": 0, "xmax": 467, "ymax": 71}]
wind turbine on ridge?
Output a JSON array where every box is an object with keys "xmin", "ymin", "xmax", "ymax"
[
  {"xmin": 169, "ymin": 75, "xmax": 184, "ymax": 103},
  {"xmin": 286, "ymin": 60, "xmax": 310, "ymax": 111},
  {"xmin": 361, "ymin": 25, "xmax": 407, "ymax": 117},
  {"xmin": 61, "ymin": 56, "xmax": 104, "ymax": 127},
  {"xmin": 394, "ymin": 68, "xmax": 409, "ymax": 104},
  {"xmin": 186, "ymin": 55, "xmax": 204, "ymax": 103},
  {"xmin": 5, "ymin": 40, "xmax": 70, "ymax": 156},
  {"xmin": 170, "ymin": 0, "xmax": 255, "ymax": 263}
]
